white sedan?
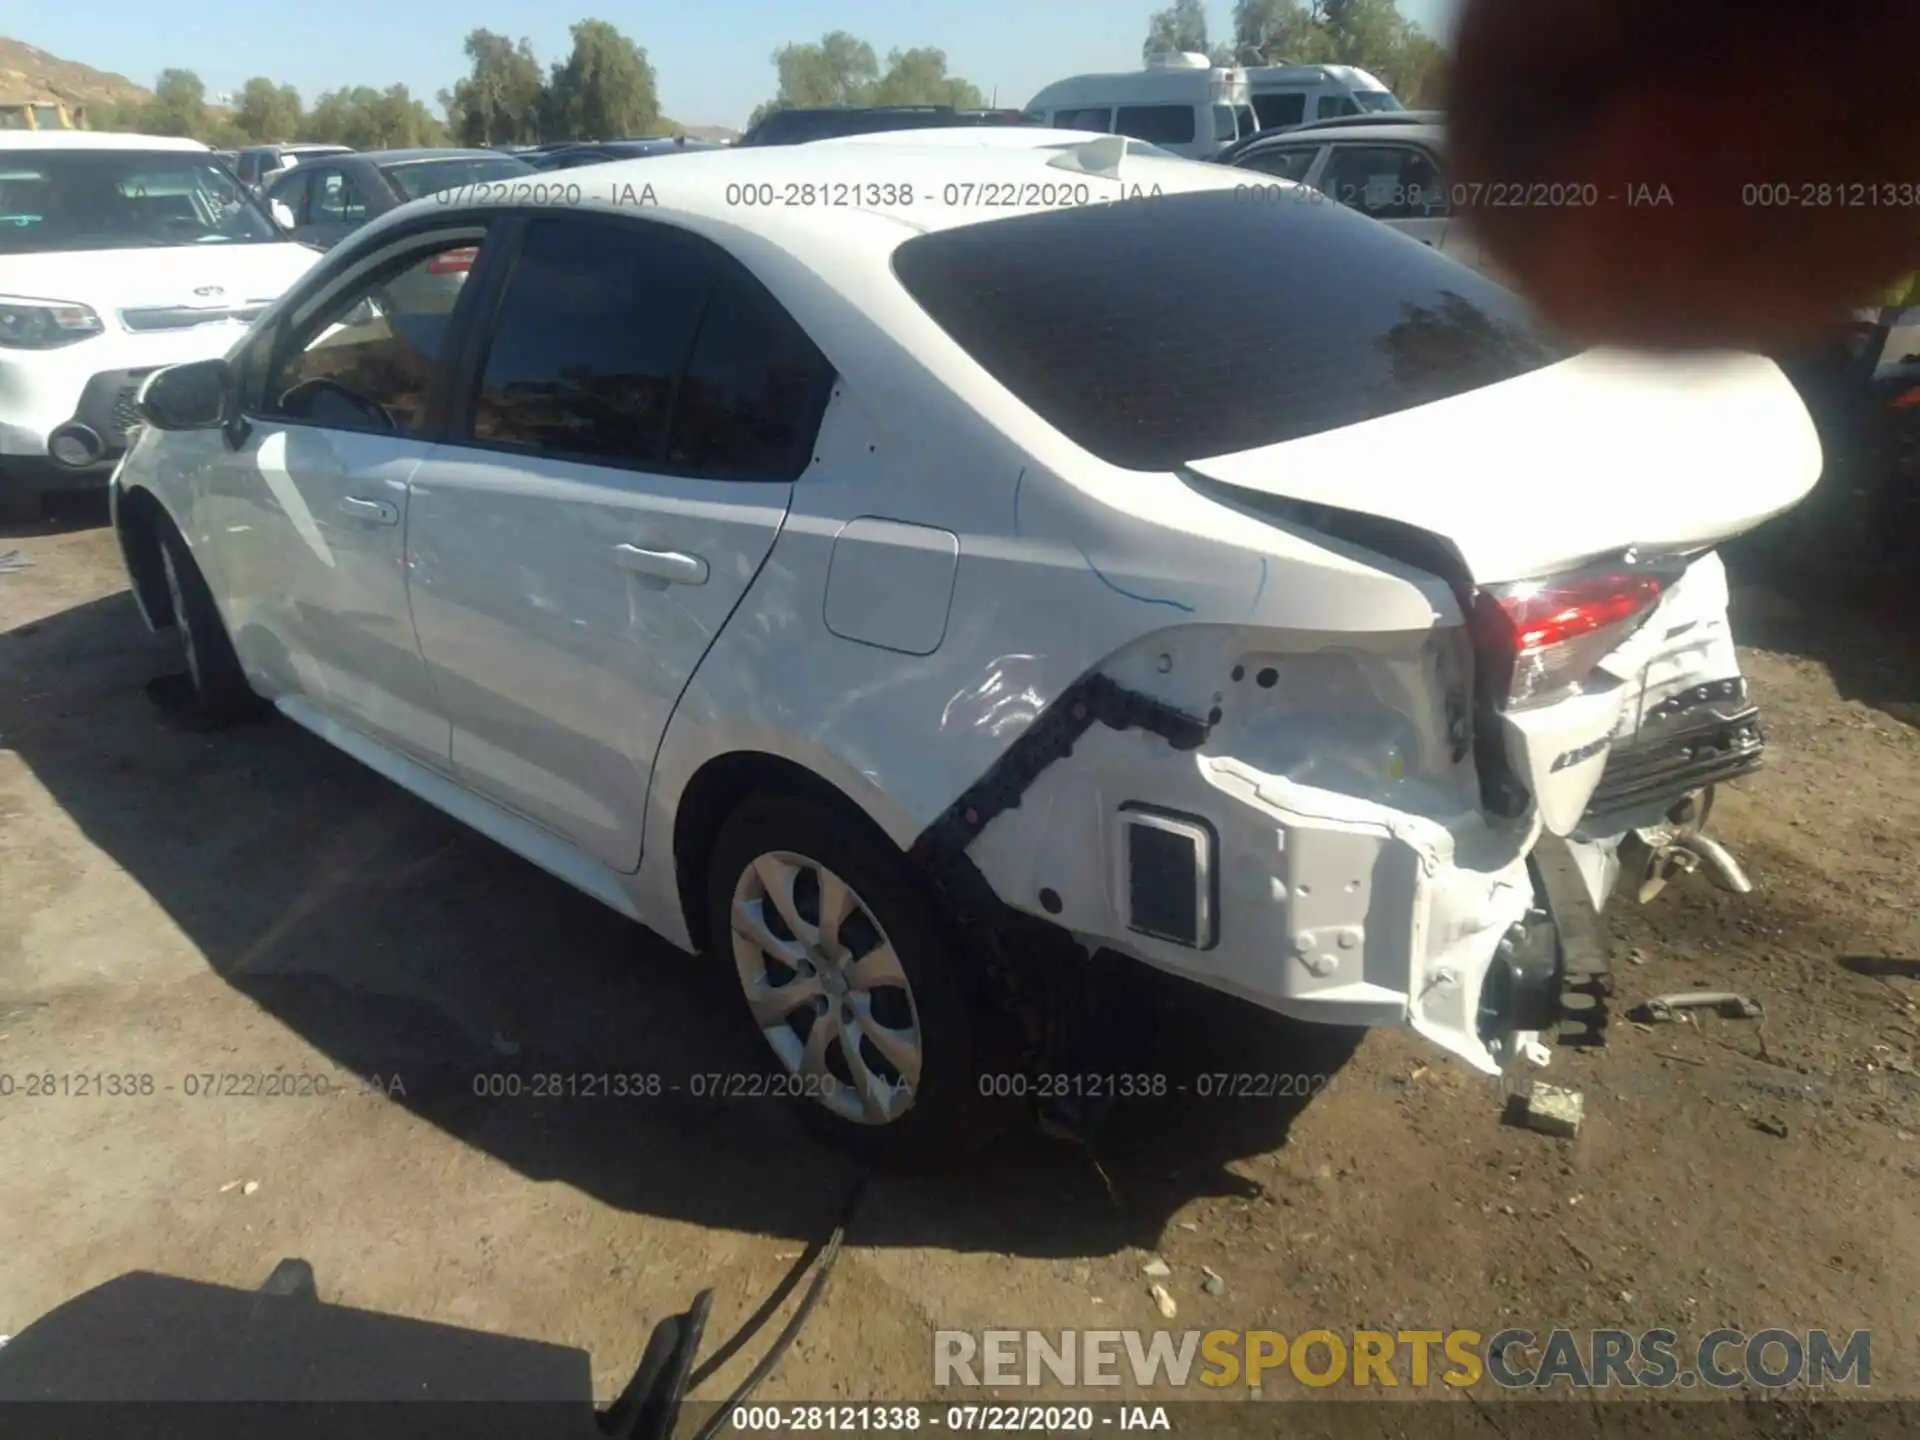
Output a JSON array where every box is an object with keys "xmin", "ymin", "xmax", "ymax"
[{"xmin": 112, "ymin": 135, "xmax": 1820, "ymax": 1163}]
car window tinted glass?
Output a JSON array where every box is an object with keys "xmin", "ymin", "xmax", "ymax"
[
  {"xmin": 1238, "ymin": 146, "xmax": 1319, "ymax": 183},
  {"xmin": 1322, "ymin": 145, "xmax": 1448, "ymax": 219},
  {"xmin": 1235, "ymin": 105, "xmax": 1258, "ymax": 138},
  {"xmin": 1318, "ymin": 93, "xmax": 1360, "ymax": 119},
  {"xmin": 470, "ymin": 217, "xmax": 712, "ymax": 466},
  {"xmin": 1212, "ymin": 106, "xmax": 1237, "ymax": 142},
  {"xmin": 261, "ymin": 238, "xmax": 484, "ymax": 434},
  {"xmin": 310, "ymin": 170, "xmax": 367, "ymax": 224},
  {"xmin": 268, "ymin": 170, "xmax": 312, "ymax": 224},
  {"xmin": 1252, "ymin": 92, "xmax": 1306, "ymax": 129},
  {"xmin": 382, "ymin": 156, "xmax": 535, "ymax": 200},
  {"xmin": 664, "ymin": 273, "xmax": 834, "ymax": 482},
  {"xmin": 0, "ymin": 150, "xmax": 281, "ymax": 254},
  {"xmin": 891, "ymin": 189, "xmax": 1577, "ymax": 471},
  {"xmin": 1052, "ymin": 107, "xmax": 1112, "ymax": 133},
  {"xmin": 1115, "ymin": 104, "xmax": 1197, "ymax": 145}
]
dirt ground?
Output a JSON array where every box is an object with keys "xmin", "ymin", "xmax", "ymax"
[{"xmin": 2, "ymin": 495, "xmax": 1918, "ymax": 1432}]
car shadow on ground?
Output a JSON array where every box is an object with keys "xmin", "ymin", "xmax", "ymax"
[
  {"xmin": 0, "ymin": 589, "xmax": 1361, "ymax": 1260},
  {"xmin": 0, "ymin": 489, "xmax": 111, "ymax": 542}
]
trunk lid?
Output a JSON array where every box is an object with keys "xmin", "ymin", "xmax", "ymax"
[{"xmin": 1184, "ymin": 348, "xmax": 1822, "ymax": 586}]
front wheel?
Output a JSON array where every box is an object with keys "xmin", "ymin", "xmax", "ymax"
[
  {"xmin": 704, "ymin": 794, "xmax": 991, "ymax": 1168},
  {"xmin": 154, "ymin": 519, "xmax": 262, "ymax": 727}
]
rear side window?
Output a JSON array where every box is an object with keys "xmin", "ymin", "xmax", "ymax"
[
  {"xmin": 467, "ymin": 215, "xmax": 832, "ymax": 480},
  {"xmin": 470, "ymin": 217, "xmax": 712, "ymax": 466},
  {"xmin": 663, "ymin": 274, "xmax": 835, "ymax": 482},
  {"xmin": 1253, "ymin": 93, "xmax": 1306, "ymax": 129},
  {"xmin": 1321, "ymin": 145, "xmax": 1448, "ymax": 219},
  {"xmin": 891, "ymin": 190, "xmax": 1577, "ymax": 471},
  {"xmin": 1115, "ymin": 104, "xmax": 1197, "ymax": 145}
]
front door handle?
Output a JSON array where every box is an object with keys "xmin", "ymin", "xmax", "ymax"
[
  {"xmin": 612, "ymin": 543, "xmax": 708, "ymax": 586},
  {"xmin": 339, "ymin": 495, "xmax": 399, "ymax": 526}
]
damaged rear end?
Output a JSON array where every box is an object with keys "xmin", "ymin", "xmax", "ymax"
[{"xmin": 891, "ymin": 186, "xmax": 1821, "ymax": 1082}]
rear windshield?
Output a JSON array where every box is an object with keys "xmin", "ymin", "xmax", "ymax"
[
  {"xmin": 890, "ymin": 188, "xmax": 1577, "ymax": 471},
  {"xmin": 381, "ymin": 155, "xmax": 535, "ymax": 199}
]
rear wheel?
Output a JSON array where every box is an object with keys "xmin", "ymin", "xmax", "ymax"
[{"xmin": 705, "ymin": 794, "xmax": 990, "ymax": 1168}]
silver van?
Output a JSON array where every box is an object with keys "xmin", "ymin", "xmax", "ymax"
[
  {"xmin": 1023, "ymin": 53, "xmax": 1257, "ymax": 160},
  {"xmin": 1245, "ymin": 64, "xmax": 1402, "ymax": 132}
]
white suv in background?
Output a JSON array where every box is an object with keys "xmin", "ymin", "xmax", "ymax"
[{"xmin": 0, "ymin": 131, "xmax": 320, "ymax": 520}]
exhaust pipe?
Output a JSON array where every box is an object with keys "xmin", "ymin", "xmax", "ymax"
[{"xmin": 47, "ymin": 422, "xmax": 104, "ymax": 469}]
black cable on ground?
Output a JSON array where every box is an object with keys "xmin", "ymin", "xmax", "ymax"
[{"xmin": 682, "ymin": 1171, "xmax": 870, "ymax": 1440}]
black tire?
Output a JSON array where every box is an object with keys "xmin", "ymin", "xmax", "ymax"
[
  {"xmin": 704, "ymin": 793, "xmax": 996, "ymax": 1169},
  {"xmin": 154, "ymin": 516, "xmax": 262, "ymax": 727}
]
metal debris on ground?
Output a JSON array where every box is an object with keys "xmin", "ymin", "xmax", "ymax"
[
  {"xmin": 1523, "ymin": 1082, "xmax": 1585, "ymax": 1138},
  {"xmin": 1629, "ymin": 992, "xmax": 1764, "ymax": 1023},
  {"xmin": 1150, "ymin": 1283, "xmax": 1177, "ymax": 1319}
]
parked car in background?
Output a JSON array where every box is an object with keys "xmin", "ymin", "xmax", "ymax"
[
  {"xmin": 262, "ymin": 148, "xmax": 538, "ymax": 250},
  {"xmin": 1022, "ymin": 53, "xmax": 1257, "ymax": 160},
  {"xmin": 738, "ymin": 106, "xmax": 1027, "ymax": 146},
  {"xmin": 233, "ymin": 143, "xmax": 352, "ymax": 195},
  {"xmin": 114, "ymin": 137, "xmax": 1815, "ymax": 1163},
  {"xmin": 526, "ymin": 137, "xmax": 719, "ymax": 171},
  {"xmin": 1221, "ymin": 115, "xmax": 1494, "ymax": 275},
  {"xmin": 1215, "ymin": 110, "xmax": 1444, "ymax": 165},
  {"xmin": 1244, "ymin": 63, "xmax": 1403, "ymax": 131},
  {"xmin": 0, "ymin": 131, "xmax": 320, "ymax": 519}
]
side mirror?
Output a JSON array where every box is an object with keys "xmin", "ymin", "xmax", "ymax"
[
  {"xmin": 135, "ymin": 359, "xmax": 236, "ymax": 432},
  {"xmin": 270, "ymin": 200, "xmax": 296, "ymax": 229}
]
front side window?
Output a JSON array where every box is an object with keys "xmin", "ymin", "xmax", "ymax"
[
  {"xmin": 1317, "ymin": 93, "xmax": 1360, "ymax": 119},
  {"xmin": 1212, "ymin": 105, "xmax": 1237, "ymax": 143},
  {"xmin": 1115, "ymin": 104, "xmax": 1198, "ymax": 146},
  {"xmin": 1354, "ymin": 90, "xmax": 1403, "ymax": 113},
  {"xmin": 1235, "ymin": 105, "xmax": 1258, "ymax": 138},
  {"xmin": 0, "ymin": 149, "xmax": 282, "ymax": 254},
  {"xmin": 468, "ymin": 217, "xmax": 713, "ymax": 466},
  {"xmin": 256, "ymin": 237, "xmax": 486, "ymax": 435},
  {"xmin": 266, "ymin": 170, "xmax": 312, "ymax": 226}
]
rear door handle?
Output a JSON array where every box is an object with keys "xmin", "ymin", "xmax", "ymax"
[
  {"xmin": 339, "ymin": 495, "xmax": 399, "ymax": 526},
  {"xmin": 613, "ymin": 543, "xmax": 708, "ymax": 585}
]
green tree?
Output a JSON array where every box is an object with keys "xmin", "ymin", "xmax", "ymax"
[
  {"xmin": 1226, "ymin": 0, "xmax": 1449, "ymax": 101},
  {"xmin": 305, "ymin": 83, "xmax": 444, "ymax": 148},
  {"xmin": 143, "ymin": 68, "xmax": 210, "ymax": 137},
  {"xmin": 1230, "ymin": 0, "xmax": 1334, "ymax": 65},
  {"xmin": 541, "ymin": 19, "xmax": 660, "ymax": 141},
  {"xmin": 746, "ymin": 32, "xmax": 991, "ymax": 128},
  {"xmin": 440, "ymin": 29, "xmax": 545, "ymax": 147},
  {"xmin": 1142, "ymin": 0, "xmax": 1215, "ymax": 63},
  {"xmin": 234, "ymin": 77, "xmax": 304, "ymax": 143},
  {"xmin": 869, "ymin": 47, "xmax": 985, "ymax": 108}
]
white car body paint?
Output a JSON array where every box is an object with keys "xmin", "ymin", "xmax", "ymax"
[{"xmin": 114, "ymin": 139, "xmax": 1821, "ymax": 1081}]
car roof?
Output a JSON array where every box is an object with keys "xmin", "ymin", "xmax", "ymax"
[
  {"xmin": 360, "ymin": 148, "xmax": 519, "ymax": 166},
  {"xmin": 0, "ymin": 131, "xmax": 209, "ymax": 152},
  {"xmin": 1244, "ymin": 120, "xmax": 1445, "ymax": 149},
  {"xmin": 813, "ymin": 126, "xmax": 1182, "ymax": 159}
]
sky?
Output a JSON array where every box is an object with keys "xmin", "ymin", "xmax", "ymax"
[{"xmin": 8, "ymin": 0, "xmax": 1459, "ymax": 132}]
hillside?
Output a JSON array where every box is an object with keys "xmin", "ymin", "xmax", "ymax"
[{"xmin": 0, "ymin": 36, "xmax": 150, "ymax": 109}]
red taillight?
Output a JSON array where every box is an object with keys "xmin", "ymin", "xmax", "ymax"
[
  {"xmin": 1471, "ymin": 566, "xmax": 1675, "ymax": 710},
  {"xmin": 427, "ymin": 246, "xmax": 477, "ymax": 275},
  {"xmin": 1894, "ymin": 385, "xmax": 1920, "ymax": 410}
]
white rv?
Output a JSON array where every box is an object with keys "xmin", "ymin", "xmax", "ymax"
[
  {"xmin": 1245, "ymin": 64, "xmax": 1403, "ymax": 132},
  {"xmin": 1022, "ymin": 53, "xmax": 1257, "ymax": 160}
]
